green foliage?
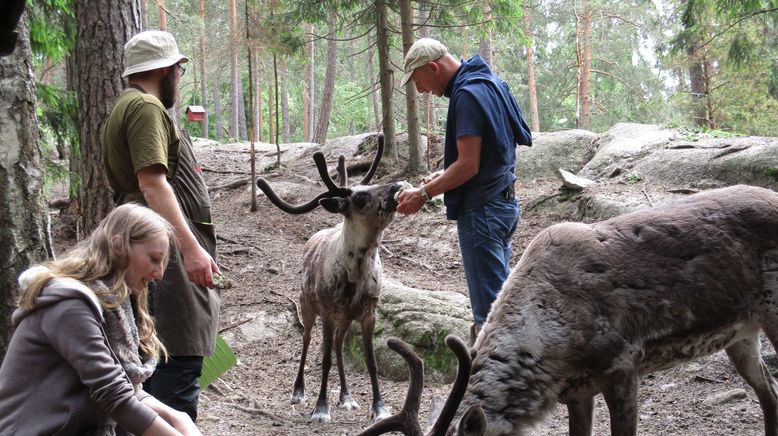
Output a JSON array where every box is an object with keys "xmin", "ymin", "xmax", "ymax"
[
  {"xmin": 27, "ymin": 0, "xmax": 75, "ymax": 62},
  {"xmin": 36, "ymin": 83, "xmax": 79, "ymax": 195},
  {"xmin": 625, "ymin": 173, "xmax": 643, "ymax": 183}
]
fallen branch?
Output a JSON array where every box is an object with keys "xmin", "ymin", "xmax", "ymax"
[
  {"xmin": 208, "ymin": 177, "xmax": 251, "ymax": 193},
  {"xmin": 642, "ymin": 188, "xmax": 654, "ymax": 207},
  {"xmin": 48, "ymin": 197, "xmax": 71, "ymax": 209},
  {"xmin": 218, "ymin": 316, "xmax": 255, "ymax": 334},
  {"xmin": 201, "ymin": 166, "xmax": 250, "ymax": 175}
]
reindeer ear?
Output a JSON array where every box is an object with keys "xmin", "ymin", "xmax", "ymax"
[
  {"xmin": 319, "ymin": 197, "xmax": 348, "ymax": 214},
  {"xmin": 457, "ymin": 405, "xmax": 486, "ymax": 436}
]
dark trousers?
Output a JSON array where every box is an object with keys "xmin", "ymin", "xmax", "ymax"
[{"xmin": 143, "ymin": 355, "xmax": 204, "ymax": 422}]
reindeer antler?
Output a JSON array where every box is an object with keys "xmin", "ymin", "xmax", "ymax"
[
  {"xmin": 359, "ymin": 132, "xmax": 384, "ymax": 185},
  {"xmin": 256, "ymin": 132, "xmax": 385, "ymax": 214},
  {"xmin": 428, "ymin": 336, "xmax": 472, "ymax": 436},
  {"xmin": 357, "ymin": 335, "xmax": 473, "ymax": 436}
]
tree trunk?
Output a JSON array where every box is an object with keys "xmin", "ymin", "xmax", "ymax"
[
  {"xmin": 157, "ymin": 0, "xmax": 167, "ymax": 30},
  {"xmin": 257, "ymin": 72, "xmax": 263, "ymax": 142},
  {"xmin": 238, "ymin": 77, "xmax": 247, "ymax": 140},
  {"xmin": 228, "ymin": 0, "xmax": 239, "ymax": 139},
  {"xmin": 313, "ymin": 10, "xmax": 338, "ymax": 145},
  {"xmin": 399, "ymin": 0, "xmax": 423, "ymax": 174},
  {"xmin": 198, "ymin": 0, "xmax": 209, "ymax": 138},
  {"xmin": 376, "ymin": 0, "xmax": 396, "ymax": 158},
  {"xmin": 367, "ymin": 31, "xmax": 380, "ymax": 132},
  {"xmin": 280, "ymin": 58, "xmax": 290, "ymax": 143},
  {"xmin": 268, "ymin": 82, "xmax": 275, "ymax": 145},
  {"xmin": 213, "ymin": 82, "xmax": 223, "ymax": 140},
  {"xmin": 74, "ymin": 0, "xmax": 141, "ymax": 236},
  {"xmin": 524, "ymin": 2, "xmax": 540, "ymax": 132},
  {"xmin": 0, "ymin": 12, "xmax": 53, "ymax": 359},
  {"xmin": 303, "ymin": 24, "xmax": 314, "ymax": 142},
  {"xmin": 419, "ymin": 11, "xmax": 433, "ymax": 169},
  {"xmin": 479, "ymin": 3, "xmax": 495, "ymax": 71},
  {"xmin": 575, "ymin": 0, "xmax": 591, "ymax": 129}
]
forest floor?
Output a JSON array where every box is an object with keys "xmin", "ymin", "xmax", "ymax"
[{"xmin": 50, "ymin": 136, "xmax": 774, "ymax": 435}]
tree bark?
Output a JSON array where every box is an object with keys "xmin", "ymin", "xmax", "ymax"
[
  {"xmin": 268, "ymin": 82, "xmax": 275, "ymax": 145},
  {"xmin": 313, "ymin": 10, "xmax": 338, "ymax": 145},
  {"xmin": 575, "ymin": 0, "xmax": 591, "ymax": 129},
  {"xmin": 213, "ymin": 81, "xmax": 223, "ymax": 140},
  {"xmin": 198, "ymin": 0, "xmax": 209, "ymax": 138},
  {"xmin": 74, "ymin": 0, "xmax": 141, "ymax": 235},
  {"xmin": 0, "ymin": 12, "xmax": 52, "ymax": 359},
  {"xmin": 479, "ymin": 3, "xmax": 495, "ymax": 71},
  {"xmin": 367, "ymin": 31, "xmax": 380, "ymax": 132},
  {"xmin": 399, "ymin": 0, "xmax": 423, "ymax": 174},
  {"xmin": 303, "ymin": 24, "xmax": 314, "ymax": 142},
  {"xmin": 524, "ymin": 2, "xmax": 540, "ymax": 132},
  {"xmin": 238, "ymin": 76, "xmax": 247, "ymax": 140},
  {"xmin": 280, "ymin": 58, "xmax": 290, "ymax": 143},
  {"xmin": 228, "ymin": 0, "xmax": 239, "ymax": 139},
  {"xmin": 376, "ymin": 0, "xmax": 396, "ymax": 158}
]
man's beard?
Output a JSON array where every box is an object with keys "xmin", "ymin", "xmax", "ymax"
[{"xmin": 159, "ymin": 67, "xmax": 177, "ymax": 109}]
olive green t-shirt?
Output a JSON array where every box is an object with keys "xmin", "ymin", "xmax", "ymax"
[{"xmin": 103, "ymin": 88, "xmax": 179, "ymax": 204}]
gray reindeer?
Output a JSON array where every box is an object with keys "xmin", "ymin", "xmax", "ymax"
[
  {"xmin": 257, "ymin": 134, "xmax": 407, "ymax": 423},
  {"xmin": 360, "ymin": 184, "xmax": 778, "ymax": 436}
]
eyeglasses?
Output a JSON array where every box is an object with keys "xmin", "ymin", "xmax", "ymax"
[{"xmin": 178, "ymin": 63, "xmax": 186, "ymax": 76}]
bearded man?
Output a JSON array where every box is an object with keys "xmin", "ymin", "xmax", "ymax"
[{"xmin": 103, "ymin": 30, "xmax": 221, "ymax": 421}]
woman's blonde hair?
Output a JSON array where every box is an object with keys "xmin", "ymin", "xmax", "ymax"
[{"xmin": 20, "ymin": 203, "xmax": 177, "ymax": 360}]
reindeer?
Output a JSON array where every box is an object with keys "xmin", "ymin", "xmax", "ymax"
[
  {"xmin": 257, "ymin": 134, "xmax": 407, "ymax": 423},
  {"xmin": 359, "ymin": 184, "xmax": 778, "ymax": 436}
]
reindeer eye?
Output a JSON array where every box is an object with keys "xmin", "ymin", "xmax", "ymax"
[{"xmin": 352, "ymin": 191, "xmax": 371, "ymax": 209}]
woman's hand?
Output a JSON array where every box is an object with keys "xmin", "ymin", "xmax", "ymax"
[{"xmin": 142, "ymin": 396, "xmax": 202, "ymax": 436}]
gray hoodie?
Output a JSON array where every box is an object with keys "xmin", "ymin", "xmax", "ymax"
[{"xmin": 0, "ymin": 266, "xmax": 158, "ymax": 435}]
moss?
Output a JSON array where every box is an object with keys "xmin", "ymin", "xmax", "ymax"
[{"xmin": 418, "ymin": 330, "xmax": 457, "ymax": 379}]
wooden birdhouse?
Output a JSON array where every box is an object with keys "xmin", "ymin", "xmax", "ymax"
[{"xmin": 185, "ymin": 105, "xmax": 206, "ymax": 122}]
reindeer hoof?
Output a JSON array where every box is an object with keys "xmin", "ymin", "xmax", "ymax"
[
  {"xmin": 371, "ymin": 404, "xmax": 391, "ymax": 422},
  {"xmin": 338, "ymin": 394, "xmax": 360, "ymax": 410},
  {"xmin": 310, "ymin": 407, "xmax": 332, "ymax": 423},
  {"xmin": 290, "ymin": 391, "xmax": 306, "ymax": 404}
]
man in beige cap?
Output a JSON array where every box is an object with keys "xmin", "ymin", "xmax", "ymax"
[
  {"xmin": 396, "ymin": 37, "xmax": 532, "ymax": 343},
  {"xmin": 103, "ymin": 30, "xmax": 221, "ymax": 421}
]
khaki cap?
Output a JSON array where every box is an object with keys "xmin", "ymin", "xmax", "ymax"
[
  {"xmin": 400, "ymin": 38, "xmax": 448, "ymax": 86},
  {"xmin": 122, "ymin": 30, "xmax": 188, "ymax": 78}
]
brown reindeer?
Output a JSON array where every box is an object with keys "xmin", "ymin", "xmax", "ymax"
[
  {"xmin": 360, "ymin": 184, "xmax": 778, "ymax": 436},
  {"xmin": 257, "ymin": 134, "xmax": 407, "ymax": 423}
]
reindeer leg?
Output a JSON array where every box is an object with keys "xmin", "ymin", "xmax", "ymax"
[
  {"xmin": 335, "ymin": 319, "xmax": 360, "ymax": 410},
  {"xmin": 291, "ymin": 307, "xmax": 316, "ymax": 404},
  {"xmin": 726, "ymin": 335, "xmax": 778, "ymax": 436},
  {"xmin": 601, "ymin": 371, "xmax": 639, "ymax": 436},
  {"xmin": 311, "ymin": 318, "xmax": 335, "ymax": 423},
  {"xmin": 567, "ymin": 396, "xmax": 595, "ymax": 436},
  {"xmin": 361, "ymin": 314, "xmax": 391, "ymax": 422}
]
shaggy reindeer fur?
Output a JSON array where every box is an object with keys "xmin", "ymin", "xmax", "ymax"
[
  {"xmin": 293, "ymin": 182, "xmax": 404, "ymax": 423},
  {"xmin": 256, "ymin": 135, "xmax": 407, "ymax": 423},
  {"xmin": 457, "ymin": 184, "xmax": 778, "ymax": 435},
  {"xmin": 360, "ymin": 185, "xmax": 778, "ymax": 436}
]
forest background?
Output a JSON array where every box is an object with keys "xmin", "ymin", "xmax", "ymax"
[{"xmin": 0, "ymin": 0, "xmax": 777, "ymax": 357}]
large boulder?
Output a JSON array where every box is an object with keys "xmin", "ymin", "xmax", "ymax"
[
  {"xmin": 579, "ymin": 123, "xmax": 678, "ymax": 180},
  {"xmin": 516, "ymin": 129, "xmax": 599, "ymax": 182},
  {"xmin": 345, "ymin": 278, "xmax": 471, "ymax": 383},
  {"xmin": 630, "ymin": 135, "xmax": 778, "ymax": 190}
]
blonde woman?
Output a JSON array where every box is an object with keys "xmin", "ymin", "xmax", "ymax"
[{"xmin": 0, "ymin": 204, "xmax": 201, "ymax": 436}]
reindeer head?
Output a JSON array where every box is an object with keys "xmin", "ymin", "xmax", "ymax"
[
  {"xmin": 256, "ymin": 133, "xmax": 408, "ymax": 230},
  {"xmin": 357, "ymin": 336, "xmax": 487, "ymax": 436}
]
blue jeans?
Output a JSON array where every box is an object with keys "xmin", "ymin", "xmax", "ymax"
[{"xmin": 457, "ymin": 195, "xmax": 520, "ymax": 325}]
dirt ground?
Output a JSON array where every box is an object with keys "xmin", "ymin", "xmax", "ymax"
[{"xmin": 51, "ymin": 136, "xmax": 774, "ymax": 435}]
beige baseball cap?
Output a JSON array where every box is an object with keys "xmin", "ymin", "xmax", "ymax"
[
  {"xmin": 400, "ymin": 38, "xmax": 448, "ymax": 86},
  {"xmin": 122, "ymin": 30, "xmax": 189, "ymax": 78}
]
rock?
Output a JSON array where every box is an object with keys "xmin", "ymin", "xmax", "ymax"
[
  {"xmin": 345, "ymin": 278, "xmax": 471, "ymax": 383},
  {"xmin": 702, "ymin": 389, "xmax": 747, "ymax": 406},
  {"xmin": 556, "ymin": 168, "xmax": 595, "ymax": 191},
  {"xmin": 579, "ymin": 123, "xmax": 677, "ymax": 180},
  {"xmin": 516, "ymin": 129, "xmax": 599, "ymax": 182}
]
